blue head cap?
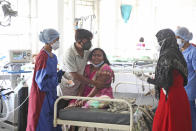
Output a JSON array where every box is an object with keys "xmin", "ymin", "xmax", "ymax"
[
  {"xmin": 175, "ymin": 27, "xmax": 193, "ymax": 42},
  {"xmin": 39, "ymin": 28, "xmax": 59, "ymax": 44}
]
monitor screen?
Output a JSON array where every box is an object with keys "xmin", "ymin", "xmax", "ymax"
[{"xmin": 13, "ymin": 52, "xmax": 23, "ymax": 60}]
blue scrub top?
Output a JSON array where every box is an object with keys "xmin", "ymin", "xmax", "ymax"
[{"xmin": 182, "ymin": 45, "xmax": 196, "ymax": 100}]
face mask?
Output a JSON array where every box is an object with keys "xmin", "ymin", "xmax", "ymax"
[
  {"xmin": 154, "ymin": 39, "xmax": 164, "ymax": 52},
  {"xmin": 82, "ymin": 40, "xmax": 92, "ymax": 50},
  {"xmin": 51, "ymin": 41, "xmax": 60, "ymax": 50},
  {"xmin": 155, "ymin": 45, "xmax": 161, "ymax": 52},
  {"xmin": 177, "ymin": 38, "xmax": 184, "ymax": 48},
  {"xmin": 92, "ymin": 61, "xmax": 104, "ymax": 68}
]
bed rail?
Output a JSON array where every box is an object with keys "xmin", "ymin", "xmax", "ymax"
[{"xmin": 53, "ymin": 96, "xmax": 133, "ymax": 131}]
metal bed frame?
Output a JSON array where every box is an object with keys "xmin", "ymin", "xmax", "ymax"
[
  {"xmin": 53, "ymin": 95, "xmax": 133, "ymax": 131},
  {"xmin": 114, "ymin": 82, "xmax": 154, "ymax": 92},
  {"xmin": 53, "ymin": 62, "xmax": 156, "ymax": 131}
]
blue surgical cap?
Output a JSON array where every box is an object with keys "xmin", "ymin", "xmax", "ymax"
[
  {"xmin": 39, "ymin": 28, "xmax": 59, "ymax": 44},
  {"xmin": 175, "ymin": 27, "xmax": 193, "ymax": 42}
]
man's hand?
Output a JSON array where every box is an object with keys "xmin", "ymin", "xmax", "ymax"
[{"xmin": 63, "ymin": 72, "xmax": 73, "ymax": 80}]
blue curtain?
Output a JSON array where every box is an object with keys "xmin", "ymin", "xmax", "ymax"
[{"xmin": 121, "ymin": 4, "xmax": 132, "ymax": 23}]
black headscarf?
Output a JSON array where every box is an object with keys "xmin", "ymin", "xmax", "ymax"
[{"xmin": 147, "ymin": 29, "xmax": 188, "ymax": 99}]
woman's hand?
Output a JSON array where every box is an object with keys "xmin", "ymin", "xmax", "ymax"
[
  {"xmin": 96, "ymin": 70, "xmax": 112, "ymax": 82},
  {"xmin": 94, "ymin": 70, "xmax": 112, "ymax": 89}
]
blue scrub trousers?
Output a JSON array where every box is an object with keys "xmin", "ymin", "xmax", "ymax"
[{"xmin": 189, "ymin": 100, "xmax": 196, "ymax": 131}]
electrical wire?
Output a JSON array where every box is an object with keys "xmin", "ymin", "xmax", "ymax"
[
  {"xmin": 0, "ymin": 74, "xmax": 31, "ymax": 121},
  {"xmin": 0, "ymin": 89, "xmax": 29, "ymax": 117}
]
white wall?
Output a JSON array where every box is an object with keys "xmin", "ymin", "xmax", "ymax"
[
  {"xmin": 98, "ymin": 0, "xmax": 196, "ymax": 60},
  {"xmin": 1, "ymin": 0, "xmax": 196, "ymax": 62},
  {"xmin": 0, "ymin": 0, "xmax": 34, "ymax": 57}
]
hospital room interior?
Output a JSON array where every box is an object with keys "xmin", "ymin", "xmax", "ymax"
[{"xmin": 0, "ymin": 0, "xmax": 196, "ymax": 131}]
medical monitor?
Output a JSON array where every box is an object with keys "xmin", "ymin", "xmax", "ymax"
[{"xmin": 9, "ymin": 50, "xmax": 32, "ymax": 63}]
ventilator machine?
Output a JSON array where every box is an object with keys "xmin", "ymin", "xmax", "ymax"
[{"xmin": 0, "ymin": 49, "xmax": 32, "ymax": 131}]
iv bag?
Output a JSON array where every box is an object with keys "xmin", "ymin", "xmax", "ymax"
[{"xmin": 121, "ymin": 4, "xmax": 132, "ymax": 23}]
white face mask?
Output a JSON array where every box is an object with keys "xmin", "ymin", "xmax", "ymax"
[
  {"xmin": 176, "ymin": 38, "xmax": 185, "ymax": 49},
  {"xmin": 155, "ymin": 45, "xmax": 161, "ymax": 52},
  {"xmin": 51, "ymin": 41, "xmax": 60, "ymax": 50},
  {"xmin": 92, "ymin": 61, "xmax": 104, "ymax": 68}
]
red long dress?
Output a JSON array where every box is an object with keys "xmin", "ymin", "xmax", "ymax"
[{"xmin": 152, "ymin": 70, "xmax": 192, "ymax": 131}]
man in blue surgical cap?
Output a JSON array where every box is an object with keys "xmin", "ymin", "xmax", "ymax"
[
  {"xmin": 175, "ymin": 27, "xmax": 196, "ymax": 131},
  {"xmin": 26, "ymin": 28, "xmax": 62, "ymax": 131}
]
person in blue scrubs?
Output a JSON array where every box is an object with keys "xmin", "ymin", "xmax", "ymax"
[
  {"xmin": 26, "ymin": 28, "xmax": 62, "ymax": 131},
  {"xmin": 175, "ymin": 27, "xmax": 196, "ymax": 131}
]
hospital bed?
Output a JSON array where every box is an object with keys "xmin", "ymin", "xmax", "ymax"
[
  {"xmin": 54, "ymin": 61, "xmax": 156, "ymax": 131},
  {"xmin": 53, "ymin": 95, "xmax": 133, "ymax": 131},
  {"xmin": 54, "ymin": 83, "xmax": 155, "ymax": 131}
]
